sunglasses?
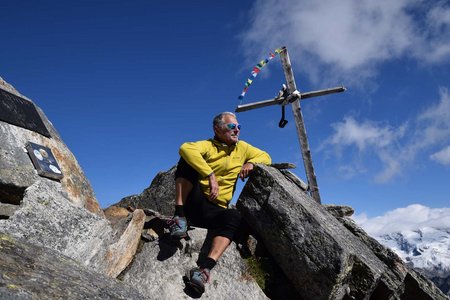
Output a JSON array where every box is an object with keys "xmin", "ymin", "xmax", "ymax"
[{"xmin": 226, "ymin": 123, "xmax": 241, "ymax": 130}]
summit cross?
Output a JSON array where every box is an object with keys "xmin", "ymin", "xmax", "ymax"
[{"xmin": 235, "ymin": 47, "xmax": 346, "ymax": 204}]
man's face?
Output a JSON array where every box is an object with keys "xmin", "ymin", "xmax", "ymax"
[{"xmin": 214, "ymin": 115, "xmax": 240, "ymax": 146}]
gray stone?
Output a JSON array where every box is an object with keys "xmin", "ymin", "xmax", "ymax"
[
  {"xmin": 0, "ymin": 77, "xmax": 269, "ymax": 299},
  {"xmin": 0, "ymin": 202, "xmax": 19, "ymax": 218},
  {"xmin": 0, "ymin": 179, "xmax": 115, "ymax": 270},
  {"xmin": 104, "ymin": 209, "xmax": 146, "ymax": 278},
  {"xmin": 114, "ymin": 166, "xmax": 176, "ymax": 216},
  {"xmin": 429, "ymin": 275, "xmax": 450, "ymax": 298},
  {"xmin": 270, "ymin": 162, "xmax": 296, "ymax": 169},
  {"xmin": 236, "ymin": 164, "xmax": 448, "ymax": 300},
  {"xmin": 0, "ymin": 78, "xmax": 101, "ymax": 215},
  {"xmin": 324, "ymin": 204, "xmax": 355, "ymax": 218},
  {"xmin": 0, "ymin": 233, "xmax": 145, "ymax": 299},
  {"xmin": 279, "ymin": 169, "xmax": 308, "ymax": 191},
  {"xmin": 120, "ymin": 225, "xmax": 268, "ymax": 300},
  {"xmin": 0, "ymin": 174, "xmax": 267, "ymax": 298}
]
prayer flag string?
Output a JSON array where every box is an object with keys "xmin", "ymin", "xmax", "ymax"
[{"xmin": 238, "ymin": 47, "xmax": 283, "ymax": 102}]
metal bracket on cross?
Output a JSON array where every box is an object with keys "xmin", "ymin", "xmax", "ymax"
[{"xmin": 235, "ymin": 46, "xmax": 346, "ymax": 204}]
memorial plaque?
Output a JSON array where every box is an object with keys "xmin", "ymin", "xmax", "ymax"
[
  {"xmin": 0, "ymin": 88, "xmax": 51, "ymax": 137},
  {"xmin": 26, "ymin": 142, "xmax": 64, "ymax": 180}
]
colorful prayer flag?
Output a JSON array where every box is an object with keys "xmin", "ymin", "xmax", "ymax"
[{"xmin": 237, "ymin": 47, "xmax": 283, "ymax": 101}]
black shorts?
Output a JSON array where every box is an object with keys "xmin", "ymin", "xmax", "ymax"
[{"xmin": 175, "ymin": 157, "xmax": 241, "ymax": 240}]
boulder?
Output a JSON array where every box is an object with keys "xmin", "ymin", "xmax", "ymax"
[
  {"xmin": 324, "ymin": 204, "xmax": 355, "ymax": 218},
  {"xmin": 0, "ymin": 233, "xmax": 145, "ymax": 299},
  {"xmin": 0, "ymin": 77, "xmax": 101, "ymax": 215},
  {"xmin": 0, "ymin": 179, "xmax": 115, "ymax": 269},
  {"xmin": 114, "ymin": 166, "xmax": 176, "ymax": 215},
  {"xmin": 0, "ymin": 77, "xmax": 269, "ymax": 299},
  {"xmin": 104, "ymin": 209, "xmax": 146, "ymax": 278},
  {"xmin": 119, "ymin": 222, "xmax": 268, "ymax": 300},
  {"xmin": 0, "ymin": 171, "xmax": 268, "ymax": 299},
  {"xmin": 0, "ymin": 178, "xmax": 146, "ymax": 280},
  {"xmin": 236, "ymin": 164, "xmax": 448, "ymax": 300},
  {"xmin": 0, "ymin": 202, "xmax": 19, "ymax": 219}
]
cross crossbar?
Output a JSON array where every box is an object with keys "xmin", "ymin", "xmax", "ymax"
[{"xmin": 235, "ymin": 86, "xmax": 346, "ymax": 112}]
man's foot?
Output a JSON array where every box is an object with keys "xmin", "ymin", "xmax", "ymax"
[
  {"xmin": 187, "ymin": 267, "xmax": 210, "ymax": 294},
  {"xmin": 168, "ymin": 216, "xmax": 187, "ymax": 239}
]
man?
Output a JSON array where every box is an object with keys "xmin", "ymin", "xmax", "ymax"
[{"xmin": 169, "ymin": 112, "xmax": 271, "ymax": 294}]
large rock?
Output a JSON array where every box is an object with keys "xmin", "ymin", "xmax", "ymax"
[
  {"xmin": 120, "ymin": 223, "xmax": 268, "ymax": 300},
  {"xmin": 0, "ymin": 77, "xmax": 101, "ymax": 215},
  {"xmin": 0, "ymin": 233, "xmax": 145, "ymax": 299},
  {"xmin": 104, "ymin": 209, "xmax": 146, "ymax": 278},
  {"xmin": 0, "ymin": 170, "xmax": 267, "ymax": 299},
  {"xmin": 0, "ymin": 179, "xmax": 143, "ymax": 275},
  {"xmin": 236, "ymin": 164, "xmax": 448, "ymax": 300},
  {"xmin": 115, "ymin": 166, "xmax": 176, "ymax": 215}
]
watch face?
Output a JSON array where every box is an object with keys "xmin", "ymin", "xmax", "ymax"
[
  {"xmin": 39, "ymin": 148, "xmax": 49, "ymax": 159},
  {"xmin": 49, "ymin": 164, "xmax": 62, "ymax": 174},
  {"xmin": 34, "ymin": 149, "xmax": 43, "ymax": 160}
]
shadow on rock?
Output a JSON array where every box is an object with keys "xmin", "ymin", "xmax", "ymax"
[
  {"xmin": 156, "ymin": 234, "xmax": 183, "ymax": 261},
  {"xmin": 143, "ymin": 217, "xmax": 167, "ymax": 234}
]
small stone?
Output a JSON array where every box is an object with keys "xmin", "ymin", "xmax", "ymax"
[
  {"xmin": 324, "ymin": 204, "xmax": 355, "ymax": 217},
  {"xmin": 270, "ymin": 162, "xmax": 296, "ymax": 169},
  {"xmin": 0, "ymin": 203, "xmax": 20, "ymax": 218}
]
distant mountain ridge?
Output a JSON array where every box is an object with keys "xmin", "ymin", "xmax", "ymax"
[{"xmin": 372, "ymin": 226, "xmax": 450, "ymax": 296}]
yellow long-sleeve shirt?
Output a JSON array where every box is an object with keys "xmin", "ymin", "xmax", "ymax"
[{"xmin": 179, "ymin": 139, "xmax": 271, "ymax": 208}]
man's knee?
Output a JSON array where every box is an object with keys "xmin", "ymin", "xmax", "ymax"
[
  {"xmin": 207, "ymin": 209, "xmax": 242, "ymax": 241},
  {"xmin": 224, "ymin": 209, "xmax": 241, "ymax": 227},
  {"xmin": 175, "ymin": 157, "xmax": 198, "ymax": 185}
]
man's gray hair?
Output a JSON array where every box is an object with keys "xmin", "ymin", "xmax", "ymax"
[{"xmin": 213, "ymin": 112, "xmax": 236, "ymax": 127}]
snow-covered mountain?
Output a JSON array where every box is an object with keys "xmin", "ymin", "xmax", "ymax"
[
  {"xmin": 354, "ymin": 204, "xmax": 450, "ymax": 297},
  {"xmin": 378, "ymin": 227, "xmax": 450, "ymax": 275}
]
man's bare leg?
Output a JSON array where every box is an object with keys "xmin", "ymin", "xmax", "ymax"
[
  {"xmin": 175, "ymin": 177, "xmax": 193, "ymax": 205},
  {"xmin": 170, "ymin": 178, "xmax": 192, "ymax": 239},
  {"xmin": 187, "ymin": 235, "xmax": 231, "ymax": 293},
  {"xmin": 208, "ymin": 236, "xmax": 231, "ymax": 261}
]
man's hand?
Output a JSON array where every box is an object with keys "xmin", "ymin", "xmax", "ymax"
[
  {"xmin": 208, "ymin": 173, "xmax": 219, "ymax": 201},
  {"xmin": 239, "ymin": 162, "xmax": 254, "ymax": 181}
]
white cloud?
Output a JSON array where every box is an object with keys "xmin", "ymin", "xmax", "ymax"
[
  {"xmin": 353, "ymin": 204, "xmax": 450, "ymax": 236},
  {"xmin": 373, "ymin": 151, "xmax": 403, "ymax": 183},
  {"xmin": 415, "ymin": 88, "xmax": 450, "ymax": 148},
  {"xmin": 337, "ymin": 164, "xmax": 367, "ymax": 179},
  {"xmin": 322, "ymin": 117, "xmax": 406, "ymax": 182},
  {"xmin": 430, "ymin": 146, "xmax": 450, "ymax": 165},
  {"xmin": 241, "ymin": 0, "xmax": 450, "ymax": 83},
  {"xmin": 322, "ymin": 88, "xmax": 450, "ymax": 182},
  {"xmin": 327, "ymin": 117, "xmax": 404, "ymax": 151},
  {"xmin": 420, "ymin": 3, "xmax": 450, "ymax": 63}
]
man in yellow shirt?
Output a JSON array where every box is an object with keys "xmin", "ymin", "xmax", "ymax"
[{"xmin": 169, "ymin": 112, "xmax": 271, "ymax": 294}]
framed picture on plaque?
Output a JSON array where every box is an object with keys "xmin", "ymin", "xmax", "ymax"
[{"xmin": 26, "ymin": 142, "xmax": 64, "ymax": 180}]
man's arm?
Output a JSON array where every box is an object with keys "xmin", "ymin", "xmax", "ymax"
[
  {"xmin": 179, "ymin": 141, "xmax": 219, "ymax": 201},
  {"xmin": 245, "ymin": 142, "xmax": 272, "ymax": 165},
  {"xmin": 238, "ymin": 142, "xmax": 272, "ymax": 180},
  {"xmin": 179, "ymin": 141, "xmax": 214, "ymax": 177}
]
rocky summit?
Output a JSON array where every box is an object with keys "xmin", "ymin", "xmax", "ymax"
[
  {"xmin": 237, "ymin": 164, "xmax": 448, "ymax": 299},
  {"xmin": 0, "ymin": 77, "xmax": 449, "ymax": 299}
]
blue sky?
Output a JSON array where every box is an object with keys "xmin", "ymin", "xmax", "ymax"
[{"xmin": 1, "ymin": 1, "xmax": 449, "ymax": 219}]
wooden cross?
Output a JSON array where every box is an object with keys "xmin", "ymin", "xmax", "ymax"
[{"xmin": 235, "ymin": 47, "xmax": 346, "ymax": 204}]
